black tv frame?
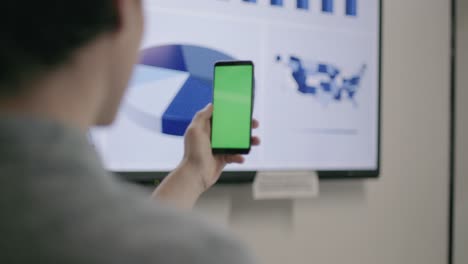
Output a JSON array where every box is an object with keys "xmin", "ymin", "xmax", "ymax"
[{"xmin": 116, "ymin": 0, "xmax": 383, "ymax": 184}]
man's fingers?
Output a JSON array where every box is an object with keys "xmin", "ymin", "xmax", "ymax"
[
  {"xmin": 196, "ymin": 106, "xmax": 257, "ymax": 128},
  {"xmin": 194, "ymin": 103, "xmax": 213, "ymax": 122},
  {"xmin": 225, "ymin": 155, "xmax": 245, "ymax": 164},
  {"xmin": 252, "ymin": 119, "xmax": 259, "ymax": 129},
  {"xmin": 251, "ymin": 136, "xmax": 261, "ymax": 146}
]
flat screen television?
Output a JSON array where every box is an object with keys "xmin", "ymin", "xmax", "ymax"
[{"xmin": 91, "ymin": 0, "xmax": 382, "ymax": 182}]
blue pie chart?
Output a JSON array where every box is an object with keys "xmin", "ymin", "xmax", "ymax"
[{"xmin": 123, "ymin": 45, "xmax": 235, "ymax": 136}]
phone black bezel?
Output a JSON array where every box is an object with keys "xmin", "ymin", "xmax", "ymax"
[{"xmin": 211, "ymin": 61, "xmax": 255, "ymax": 155}]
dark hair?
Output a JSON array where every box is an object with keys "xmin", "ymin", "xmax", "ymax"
[{"xmin": 0, "ymin": 1, "xmax": 119, "ymax": 95}]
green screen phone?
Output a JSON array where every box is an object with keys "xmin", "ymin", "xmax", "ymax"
[{"xmin": 211, "ymin": 61, "xmax": 254, "ymax": 154}]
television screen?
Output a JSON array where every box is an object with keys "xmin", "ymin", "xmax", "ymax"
[{"xmin": 91, "ymin": 0, "xmax": 381, "ymax": 177}]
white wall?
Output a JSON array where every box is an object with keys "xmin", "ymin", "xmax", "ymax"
[
  {"xmin": 196, "ymin": 1, "xmax": 452, "ymax": 263},
  {"xmin": 455, "ymin": 0, "xmax": 468, "ymax": 263}
]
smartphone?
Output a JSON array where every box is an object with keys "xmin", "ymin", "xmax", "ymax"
[{"xmin": 211, "ymin": 61, "xmax": 255, "ymax": 154}]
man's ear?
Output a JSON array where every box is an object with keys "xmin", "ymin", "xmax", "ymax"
[
  {"xmin": 112, "ymin": 0, "xmax": 143, "ymax": 33},
  {"xmin": 112, "ymin": 0, "xmax": 125, "ymax": 31}
]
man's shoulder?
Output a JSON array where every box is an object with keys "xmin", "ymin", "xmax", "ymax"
[
  {"xmin": 1, "ymin": 175, "xmax": 254, "ymax": 264},
  {"xmin": 126, "ymin": 203, "xmax": 253, "ymax": 264},
  {"xmin": 82, "ymin": 182, "xmax": 255, "ymax": 264}
]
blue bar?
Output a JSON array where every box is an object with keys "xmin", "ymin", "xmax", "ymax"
[
  {"xmin": 243, "ymin": 0, "xmax": 257, "ymax": 3},
  {"xmin": 322, "ymin": 0, "xmax": 333, "ymax": 13},
  {"xmin": 297, "ymin": 0, "xmax": 309, "ymax": 10},
  {"xmin": 346, "ymin": 0, "xmax": 357, "ymax": 16},
  {"xmin": 271, "ymin": 0, "xmax": 283, "ymax": 6}
]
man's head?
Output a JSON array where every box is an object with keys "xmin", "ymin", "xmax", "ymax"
[{"xmin": 0, "ymin": 0, "xmax": 144, "ymax": 126}]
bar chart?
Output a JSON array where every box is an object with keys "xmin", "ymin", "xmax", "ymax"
[
  {"xmin": 240, "ymin": 0, "xmax": 357, "ymax": 16},
  {"xmin": 322, "ymin": 0, "xmax": 333, "ymax": 13},
  {"xmin": 271, "ymin": 0, "xmax": 284, "ymax": 6}
]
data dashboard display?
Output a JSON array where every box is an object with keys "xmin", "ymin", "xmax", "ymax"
[{"xmin": 91, "ymin": 0, "xmax": 381, "ymax": 173}]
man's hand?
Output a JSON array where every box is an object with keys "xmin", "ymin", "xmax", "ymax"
[
  {"xmin": 153, "ymin": 104, "xmax": 260, "ymax": 209},
  {"xmin": 183, "ymin": 104, "xmax": 260, "ymax": 190}
]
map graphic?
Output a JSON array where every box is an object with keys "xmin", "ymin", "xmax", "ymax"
[{"xmin": 277, "ymin": 55, "xmax": 366, "ymax": 105}]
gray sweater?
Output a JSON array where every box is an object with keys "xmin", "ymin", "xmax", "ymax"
[{"xmin": 0, "ymin": 117, "xmax": 254, "ymax": 264}]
